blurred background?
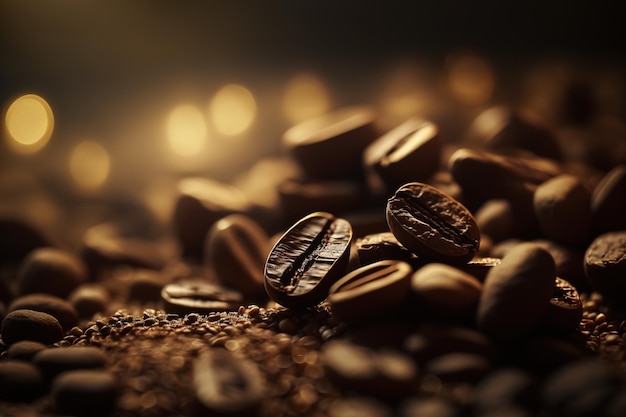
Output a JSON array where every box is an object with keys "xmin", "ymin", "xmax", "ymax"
[{"xmin": 1, "ymin": 0, "xmax": 625, "ymax": 247}]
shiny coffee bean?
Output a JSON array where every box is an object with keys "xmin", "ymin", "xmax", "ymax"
[
  {"xmin": 584, "ymin": 231, "xmax": 626, "ymax": 302},
  {"xmin": 364, "ymin": 118, "xmax": 443, "ymax": 192},
  {"xmin": 477, "ymin": 243, "xmax": 556, "ymax": 344},
  {"xmin": 264, "ymin": 212, "xmax": 352, "ymax": 309},
  {"xmin": 541, "ymin": 277, "xmax": 583, "ymax": 332},
  {"xmin": 52, "ymin": 369, "xmax": 117, "ymax": 416},
  {"xmin": 1, "ymin": 309, "xmax": 64, "ymax": 345},
  {"xmin": 386, "ymin": 182, "xmax": 480, "ymax": 264},
  {"xmin": 328, "ymin": 260, "xmax": 412, "ymax": 324},
  {"xmin": 161, "ymin": 281, "xmax": 243, "ymax": 315},
  {"xmin": 17, "ymin": 247, "xmax": 87, "ymax": 298},
  {"xmin": 8, "ymin": 293, "xmax": 79, "ymax": 331},
  {"xmin": 193, "ymin": 348, "xmax": 264, "ymax": 416},
  {"xmin": 282, "ymin": 106, "xmax": 379, "ymax": 180},
  {"xmin": 204, "ymin": 214, "xmax": 269, "ymax": 300},
  {"xmin": 354, "ymin": 232, "xmax": 415, "ymax": 266},
  {"xmin": 591, "ymin": 164, "xmax": 626, "ymax": 235}
]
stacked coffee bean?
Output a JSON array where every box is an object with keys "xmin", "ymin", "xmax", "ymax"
[{"xmin": 1, "ymin": 93, "xmax": 626, "ymax": 417}]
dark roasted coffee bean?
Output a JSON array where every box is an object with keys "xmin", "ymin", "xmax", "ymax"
[
  {"xmin": 1, "ymin": 309, "xmax": 64, "ymax": 345},
  {"xmin": 204, "ymin": 214, "xmax": 269, "ymax": 299},
  {"xmin": 8, "ymin": 293, "xmax": 79, "ymax": 331},
  {"xmin": 386, "ymin": 182, "xmax": 480, "ymax": 263},
  {"xmin": 52, "ymin": 369, "xmax": 117, "ymax": 416},
  {"xmin": 0, "ymin": 360, "xmax": 46, "ymax": 402},
  {"xmin": 264, "ymin": 212, "xmax": 352, "ymax": 309},
  {"xmin": 354, "ymin": 232, "xmax": 415, "ymax": 266},
  {"xmin": 6, "ymin": 340, "xmax": 48, "ymax": 361},
  {"xmin": 424, "ymin": 352, "xmax": 492, "ymax": 383},
  {"xmin": 193, "ymin": 348, "xmax": 264, "ymax": 416},
  {"xmin": 328, "ymin": 260, "xmax": 412, "ymax": 324},
  {"xmin": 531, "ymin": 239, "xmax": 588, "ymax": 292},
  {"xmin": 584, "ymin": 231, "xmax": 626, "ymax": 302},
  {"xmin": 459, "ymin": 257, "xmax": 502, "ymax": 282},
  {"xmin": 473, "ymin": 368, "xmax": 538, "ymax": 416},
  {"xmin": 34, "ymin": 346, "xmax": 107, "ymax": 378},
  {"xmin": 17, "ymin": 247, "xmax": 87, "ymax": 298},
  {"xmin": 161, "ymin": 281, "xmax": 243, "ymax": 315},
  {"xmin": 68, "ymin": 283, "xmax": 110, "ymax": 319},
  {"xmin": 282, "ymin": 106, "xmax": 379, "ymax": 180},
  {"xmin": 126, "ymin": 269, "xmax": 169, "ymax": 303},
  {"xmin": 541, "ymin": 277, "xmax": 583, "ymax": 332},
  {"xmin": 364, "ymin": 118, "xmax": 443, "ymax": 192},
  {"xmin": 475, "ymin": 199, "xmax": 515, "ymax": 243},
  {"xmin": 533, "ymin": 174, "xmax": 592, "ymax": 246},
  {"xmin": 591, "ymin": 164, "xmax": 626, "ymax": 235},
  {"xmin": 477, "ymin": 243, "xmax": 556, "ymax": 344}
]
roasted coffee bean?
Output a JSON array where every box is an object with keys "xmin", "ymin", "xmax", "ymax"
[
  {"xmin": 531, "ymin": 239, "xmax": 588, "ymax": 292},
  {"xmin": 472, "ymin": 368, "xmax": 538, "ymax": 416},
  {"xmin": 363, "ymin": 118, "xmax": 443, "ymax": 192},
  {"xmin": 386, "ymin": 182, "xmax": 480, "ymax": 263},
  {"xmin": 327, "ymin": 397, "xmax": 394, "ymax": 417},
  {"xmin": 0, "ymin": 217, "xmax": 56, "ymax": 263},
  {"xmin": 542, "ymin": 277, "xmax": 583, "ymax": 332},
  {"xmin": 264, "ymin": 212, "xmax": 352, "ymax": 309},
  {"xmin": 342, "ymin": 208, "xmax": 390, "ymax": 239},
  {"xmin": 52, "ymin": 369, "xmax": 117, "ymax": 416},
  {"xmin": 410, "ymin": 263, "xmax": 482, "ymax": 321},
  {"xmin": 591, "ymin": 164, "xmax": 626, "ymax": 235},
  {"xmin": 477, "ymin": 243, "xmax": 556, "ymax": 344},
  {"xmin": 6, "ymin": 340, "xmax": 48, "ymax": 361},
  {"xmin": 161, "ymin": 281, "xmax": 243, "ymax": 315},
  {"xmin": 8, "ymin": 293, "xmax": 79, "ymax": 331},
  {"xmin": 282, "ymin": 106, "xmax": 379, "ymax": 180},
  {"xmin": 34, "ymin": 346, "xmax": 107, "ymax": 378},
  {"xmin": 328, "ymin": 260, "xmax": 412, "ymax": 324},
  {"xmin": 68, "ymin": 283, "xmax": 110, "ymax": 319},
  {"xmin": 193, "ymin": 348, "xmax": 264, "ymax": 416},
  {"xmin": 459, "ymin": 257, "xmax": 502, "ymax": 282},
  {"xmin": 0, "ymin": 360, "xmax": 46, "ymax": 402},
  {"xmin": 172, "ymin": 177, "xmax": 249, "ymax": 260},
  {"xmin": 1, "ymin": 309, "xmax": 64, "ymax": 345},
  {"xmin": 17, "ymin": 247, "xmax": 87, "ymax": 298},
  {"xmin": 126, "ymin": 269, "xmax": 169, "ymax": 303},
  {"xmin": 533, "ymin": 174, "xmax": 592, "ymax": 246},
  {"xmin": 399, "ymin": 397, "xmax": 461, "ymax": 417},
  {"xmin": 584, "ymin": 231, "xmax": 626, "ymax": 302},
  {"xmin": 204, "ymin": 214, "xmax": 269, "ymax": 300},
  {"xmin": 475, "ymin": 199, "xmax": 515, "ymax": 243},
  {"xmin": 424, "ymin": 352, "xmax": 492, "ymax": 383},
  {"xmin": 354, "ymin": 231, "xmax": 415, "ymax": 266}
]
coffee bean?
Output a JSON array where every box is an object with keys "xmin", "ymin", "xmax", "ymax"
[
  {"xmin": 399, "ymin": 397, "xmax": 461, "ymax": 417},
  {"xmin": 591, "ymin": 164, "xmax": 626, "ymax": 235},
  {"xmin": 6, "ymin": 340, "xmax": 48, "ymax": 361},
  {"xmin": 34, "ymin": 346, "xmax": 107, "ymax": 378},
  {"xmin": 584, "ymin": 231, "xmax": 626, "ymax": 303},
  {"xmin": 193, "ymin": 348, "xmax": 264, "ymax": 416},
  {"xmin": 52, "ymin": 369, "xmax": 117, "ymax": 416},
  {"xmin": 161, "ymin": 281, "xmax": 243, "ymax": 315},
  {"xmin": 458, "ymin": 257, "xmax": 502, "ymax": 282},
  {"xmin": 17, "ymin": 247, "xmax": 87, "ymax": 298},
  {"xmin": 0, "ymin": 360, "xmax": 46, "ymax": 402},
  {"xmin": 8, "ymin": 293, "xmax": 79, "ymax": 331},
  {"xmin": 533, "ymin": 174, "xmax": 592, "ymax": 246},
  {"xmin": 328, "ymin": 260, "xmax": 412, "ymax": 324},
  {"xmin": 424, "ymin": 352, "xmax": 492, "ymax": 383},
  {"xmin": 477, "ymin": 243, "xmax": 556, "ymax": 343},
  {"xmin": 531, "ymin": 239, "xmax": 588, "ymax": 292},
  {"xmin": 126, "ymin": 269, "xmax": 169, "ymax": 303},
  {"xmin": 363, "ymin": 118, "xmax": 443, "ymax": 192},
  {"xmin": 204, "ymin": 214, "xmax": 269, "ymax": 300},
  {"xmin": 68, "ymin": 283, "xmax": 110, "ymax": 319},
  {"xmin": 354, "ymin": 232, "xmax": 415, "ymax": 266},
  {"xmin": 1, "ymin": 309, "xmax": 64, "ymax": 345},
  {"xmin": 542, "ymin": 277, "xmax": 583, "ymax": 332},
  {"xmin": 0, "ymin": 217, "xmax": 56, "ymax": 263},
  {"xmin": 327, "ymin": 397, "xmax": 394, "ymax": 417},
  {"xmin": 282, "ymin": 106, "xmax": 379, "ymax": 180},
  {"xmin": 475, "ymin": 199, "xmax": 515, "ymax": 243},
  {"xmin": 386, "ymin": 182, "xmax": 480, "ymax": 263},
  {"xmin": 264, "ymin": 212, "xmax": 352, "ymax": 309}
]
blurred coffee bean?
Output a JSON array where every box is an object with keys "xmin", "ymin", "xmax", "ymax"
[
  {"xmin": 342, "ymin": 208, "xmax": 390, "ymax": 240},
  {"xmin": 161, "ymin": 281, "xmax": 242, "ymax": 315},
  {"xmin": 591, "ymin": 164, "xmax": 626, "ymax": 236},
  {"xmin": 475, "ymin": 199, "xmax": 515, "ymax": 243},
  {"xmin": 193, "ymin": 348, "xmax": 264, "ymax": 417},
  {"xmin": 425, "ymin": 352, "xmax": 492, "ymax": 383},
  {"xmin": 0, "ymin": 216, "xmax": 56, "ymax": 263},
  {"xmin": 328, "ymin": 260, "xmax": 412, "ymax": 324},
  {"xmin": 364, "ymin": 118, "xmax": 443, "ymax": 192},
  {"xmin": 513, "ymin": 336, "xmax": 588, "ymax": 375},
  {"xmin": 0, "ymin": 276, "xmax": 14, "ymax": 306},
  {"xmin": 342, "ymin": 318, "xmax": 413, "ymax": 349},
  {"xmin": 8, "ymin": 293, "xmax": 79, "ymax": 331},
  {"xmin": 204, "ymin": 214, "xmax": 269, "ymax": 300},
  {"xmin": 560, "ymin": 80, "xmax": 597, "ymax": 125},
  {"xmin": 541, "ymin": 277, "xmax": 583, "ymax": 333},
  {"xmin": 6, "ymin": 340, "xmax": 48, "ymax": 361},
  {"xmin": 34, "ymin": 346, "xmax": 107, "ymax": 379},
  {"xmin": 427, "ymin": 169, "xmax": 464, "ymax": 205},
  {"xmin": 327, "ymin": 397, "xmax": 394, "ymax": 417},
  {"xmin": 533, "ymin": 174, "xmax": 592, "ymax": 246},
  {"xmin": 386, "ymin": 182, "xmax": 480, "ymax": 264},
  {"xmin": 0, "ymin": 360, "xmax": 46, "ymax": 402},
  {"xmin": 264, "ymin": 212, "xmax": 352, "ymax": 309},
  {"xmin": 477, "ymin": 243, "xmax": 556, "ymax": 344},
  {"xmin": 52, "ymin": 369, "xmax": 117, "ymax": 416},
  {"xmin": 531, "ymin": 239, "xmax": 588, "ymax": 292},
  {"xmin": 584, "ymin": 231, "xmax": 626, "ymax": 303},
  {"xmin": 399, "ymin": 396, "xmax": 461, "ymax": 417},
  {"xmin": 354, "ymin": 231, "xmax": 414, "ymax": 266},
  {"xmin": 473, "ymin": 368, "xmax": 539, "ymax": 416},
  {"xmin": 67, "ymin": 283, "xmax": 110, "ymax": 319},
  {"xmin": 126, "ymin": 269, "xmax": 169, "ymax": 304},
  {"xmin": 17, "ymin": 247, "xmax": 87, "ymax": 298},
  {"xmin": 1, "ymin": 309, "xmax": 64, "ymax": 345},
  {"xmin": 172, "ymin": 177, "xmax": 249, "ymax": 260},
  {"xmin": 410, "ymin": 263, "xmax": 482, "ymax": 321},
  {"xmin": 282, "ymin": 106, "xmax": 379, "ymax": 180},
  {"xmin": 489, "ymin": 238, "xmax": 522, "ymax": 259}
]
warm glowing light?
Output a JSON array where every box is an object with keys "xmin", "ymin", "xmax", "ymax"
[
  {"xmin": 69, "ymin": 140, "xmax": 110, "ymax": 190},
  {"xmin": 445, "ymin": 52, "xmax": 495, "ymax": 106},
  {"xmin": 282, "ymin": 73, "xmax": 331, "ymax": 125},
  {"xmin": 209, "ymin": 84, "xmax": 256, "ymax": 136},
  {"xmin": 4, "ymin": 94, "xmax": 54, "ymax": 154},
  {"xmin": 166, "ymin": 105, "xmax": 207, "ymax": 156}
]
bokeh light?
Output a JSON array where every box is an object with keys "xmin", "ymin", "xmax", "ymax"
[
  {"xmin": 282, "ymin": 73, "xmax": 331, "ymax": 125},
  {"xmin": 69, "ymin": 140, "xmax": 111, "ymax": 190},
  {"xmin": 166, "ymin": 104, "xmax": 207, "ymax": 157},
  {"xmin": 4, "ymin": 94, "xmax": 54, "ymax": 154},
  {"xmin": 445, "ymin": 52, "xmax": 495, "ymax": 106},
  {"xmin": 209, "ymin": 84, "xmax": 257, "ymax": 136}
]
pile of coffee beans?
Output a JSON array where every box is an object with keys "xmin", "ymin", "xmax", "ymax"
[{"xmin": 1, "ymin": 81, "xmax": 626, "ymax": 417}]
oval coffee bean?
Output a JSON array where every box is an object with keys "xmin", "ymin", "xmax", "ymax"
[
  {"xmin": 477, "ymin": 243, "xmax": 556, "ymax": 344},
  {"xmin": 34, "ymin": 346, "xmax": 107, "ymax": 379},
  {"xmin": 193, "ymin": 348, "xmax": 264, "ymax": 416},
  {"xmin": 328, "ymin": 260, "xmax": 412, "ymax": 324},
  {"xmin": 584, "ymin": 231, "xmax": 626, "ymax": 302},
  {"xmin": 354, "ymin": 232, "xmax": 415, "ymax": 266},
  {"xmin": 8, "ymin": 293, "xmax": 79, "ymax": 331},
  {"xmin": 161, "ymin": 281, "xmax": 243, "ymax": 315},
  {"xmin": 0, "ymin": 360, "xmax": 46, "ymax": 402},
  {"xmin": 6, "ymin": 340, "xmax": 48, "ymax": 361},
  {"xmin": 204, "ymin": 214, "xmax": 269, "ymax": 299},
  {"xmin": 264, "ymin": 212, "xmax": 352, "ymax": 309},
  {"xmin": 52, "ymin": 369, "xmax": 117, "ymax": 416},
  {"xmin": 386, "ymin": 182, "xmax": 480, "ymax": 263},
  {"xmin": 68, "ymin": 283, "xmax": 110, "ymax": 319},
  {"xmin": 591, "ymin": 164, "xmax": 626, "ymax": 235},
  {"xmin": 541, "ymin": 277, "xmax": 583, "ymax": 332},
  {"xmin": 17, "ymin": 247, "xmax": 87, "ymax": 298},
  {"xmin": 424, "ymin": 352, "xmax": 492, "ymax": 383},
  {"xmin": 1, "ymin": 309, "xmax": 64, "ymax": 345}
]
